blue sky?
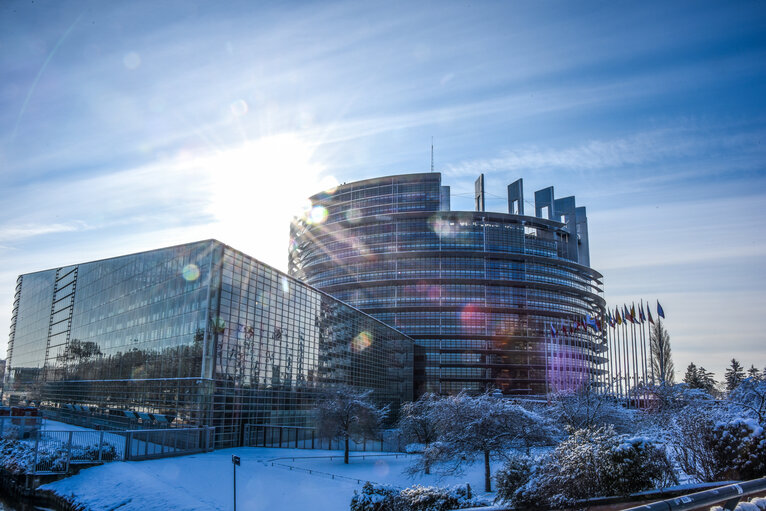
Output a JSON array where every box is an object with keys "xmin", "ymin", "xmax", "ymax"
[{"xmin": 1, "ymin": 0, "xmax": 765, "ymax": 382}]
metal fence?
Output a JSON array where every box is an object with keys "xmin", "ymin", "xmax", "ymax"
[
  {"xmin": 242, "ymin": 425, "xmax": 405, "ymax": 452},
  {"xmin": 121, "ymin": 427, "xmax": 214, "ymax": 461},
  {"xmin": 0, "ymin": 414, "xmax": 43, "ymax": 440},
  {"xmin": 0, "ymin": 416, "xmax": 214, "ymax": 474}
]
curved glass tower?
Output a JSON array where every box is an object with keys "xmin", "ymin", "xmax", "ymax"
[{"xmin": 289, "ymin": 173, "xmax": 606, "ymax": 397}]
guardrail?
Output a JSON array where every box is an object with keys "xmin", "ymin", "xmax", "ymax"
[{"xmin": 625, "ymin": 478, "xmax": 766, "ymax": 511}]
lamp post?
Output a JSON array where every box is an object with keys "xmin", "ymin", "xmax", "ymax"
[{"xmin": 232, "ymin": 455, "xmax": 240, "ymax": 511}]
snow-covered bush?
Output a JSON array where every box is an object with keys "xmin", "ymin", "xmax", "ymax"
[
  {"xmin": 711, "ymin": 496, "xmax": 766, "ymax": 511},
  {"xmin": 511, "ymin": 426, "xmax": 676, "ymax": 507},
  {"xmin": 494, "ymin": 454, "xmax": 532, "ymax": 504},
  {"xmin": 350, "ymin": 482, "xmax": 489, "ymax": 511},
  {"xmin": 711, "ymin": 418, "xmax": 766, "ymax": 480},
  {"xmin": 0, "ymin": 438, "xmax": 118, "ymax": 474},
  {"xmin": 0, "ymin": 439, "xmax": 35, "ymax": 474},
  {"xmin": 1, "ymin": 424, "xmax": 21, "ymax": 440},
  {"xmin": 728, "ymin": 378, "xmax": 766, "ymax": 424},
  {"xmin": 548, "ymin": 386, "xmax": 636, "ymax": 433},
  {"xmin": 72, "ymin": 443, "xmax": 119, "ymax": 462},
  {"xmin": 350, "ymin": 482, "xmax": 402, "ymax": 511}
]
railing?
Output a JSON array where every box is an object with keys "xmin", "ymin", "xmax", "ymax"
[
  {"xmin": 624, "ymin": 478, "xmax": 766, "ymax": 511},
  {"xmin": 0, "ymin": 416, "xmax": 214, "ymax": 474},
  {"xmin": 121, "ymin": 427, "xmax": 214, "ymax": 461},
  {"xmin": 242, "ymin": 424, "xmax": 405, "ymax": 452},
  {"xmin": 0, "ymin": 414, "xmax": 42, "ymax": 440}
]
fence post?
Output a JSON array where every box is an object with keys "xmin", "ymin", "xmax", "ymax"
[
  {"xmin": 125, "ymin": 431, "xmax": 132, "ymax": 461},
  {"xmin": 65, "ymin": 431, "xmax": 73, "ymax": 473},
  {"xmin": 32, "ymin": 429, "xmax": 40, "ymax": 474},
  {"xmin": 98, "ymin": 430, "xmax": 104, "ymax": 462}
]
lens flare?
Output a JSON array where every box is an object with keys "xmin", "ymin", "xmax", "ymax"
[
  {"xmin": 429, "ymin": 215, "xmax": 458, "ymax": 240},
  {"xmin": 460, "ymin": 303, "xmax": 484, "ymax": 330},
  {"xmin": 123, "ymin": 52, "xmax": 141, "ymax": 70},
  {"xmin": 345, "ymin": 207, "xmax": 362, "ymax": 223},
  {"xmin": 352, "ymin": 331, "xmax": 373, "ymax": 352},
  {"xmin": 373, "ymin": 459, "xmax": 390, "ymax": 477},
  {"xmin": 308, "ymin": 205, "xmax": 328, "ymax": 225},
  {"xmin": 230, "ymin": 99, "xmax": 248, "ymax": 117},
  {"xmin": 182, "ymin": 264, "xmax": 200, "ymax": 281}
]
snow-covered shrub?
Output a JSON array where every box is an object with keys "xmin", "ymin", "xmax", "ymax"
[
  {"xmin": 548, "ymin": 386, "xmax": 636, "ymax": 433},
  {"xmin": 728, "ymin": 378, "xmax": 766, "ymax": 424},
  {"xmin": 711, "ymin": 418, "xmax": 766, "ymax": 480},
  {"xmin": 511, "ymin": 426, "xmax": 676, "ymax": 507},
  {"xmin": 711, "ymin": 496, "xmax": 766, "ymax": 511},
  {"xmin": 1, "ymin": 424, "xmax": 21, "ymax": 440},
  {"xmin": 350, "ymin": 482, "xmax": 489, "ymax": 511},
  {"xmin": 73, "ymin": 443, "xmax": 119, "ymax": 462},
  {"xmin": 494, "ymin": 454, "xmax": 532, "ymax": 503},
  {"xmin": 0, "ymin": 439, "xmax": 34, "ymax": 474},
  {"xmin": 399, "ymin": 484, "xmax": 487, "ymax": 511},
  {"xmin": 669, "ymin": 406, "xmax": 721, "ymax": 481},
  {"xmin": 350, "ymin": 482, "xmax": 402, "ymax": 511}
]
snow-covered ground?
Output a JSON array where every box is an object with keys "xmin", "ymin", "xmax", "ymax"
[{"xmin": 42, "ymin": 447, "xmax": 494, "ymax": 511}]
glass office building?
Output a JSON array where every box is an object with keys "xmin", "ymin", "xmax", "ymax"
[
  {"xmin": 4, "ymin": 240, "xmax": 413, "ymax": 447},
  {"xmin": 290, "ymin": 173, "xmax": 607, "ymax": 397}
]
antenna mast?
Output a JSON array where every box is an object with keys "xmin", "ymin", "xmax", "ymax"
[{"xmin": 430, "ymin": 137, "xmax": 434, "ymax": 172}]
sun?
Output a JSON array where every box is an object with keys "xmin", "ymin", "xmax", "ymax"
[{"xmin": 190, "ymin": 133, "xmax": 338, "ymax": 270}]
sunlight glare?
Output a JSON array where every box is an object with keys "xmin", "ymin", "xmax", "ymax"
[{"xmin": 197, "ymin": 134, "xmax": 337, "ymax": 270}]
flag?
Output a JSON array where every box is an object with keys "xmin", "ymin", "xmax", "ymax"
[
  {"xmin": 657, "ymin": 301, "xmax": 665, "ymax": 319},
  {"xmin": 639, "ymin": 302, "xmax": 646, "ymax": 323},
  {"xmin": 647, "ymin": 306, "xmax": 654, "ymax": 324},
  {"xmin": 630, "ymin": 303, "xmax": 636, "ymax": 322},
  {"xmin": 616, "ymin": 308, "xmax": 622, "ymax": 325}
]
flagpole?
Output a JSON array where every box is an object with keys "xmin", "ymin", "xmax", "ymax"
[
  {"xmin": 639, "ymin": 300, "xmax": 648, "ymax": 396},
  {"xmin": 631, "ymin": 317, "xmax": 639, "ymax": 403},
  {"xmin": 544, "ymin": 322, "xmax": 550, "ymax": 398},
  {"xmin": 615, "ymin": 312, "xmax": 623, "ymax": 400},
  {"xmin": 622, "ymin": 310, "xmax": 630, "ymax": 408},
  {"xmin": 607, "ymin": 321, "xmax": 617, "ymax": 395},
  {"xmin": 646, "ymin": 302, "xmax": 655, "ymax": 385}
]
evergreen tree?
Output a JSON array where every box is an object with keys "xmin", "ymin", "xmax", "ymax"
[
  {"xmin": 650, "ymin": 320, "xmax": 675, "ymax": 385},
  {"xmin": 683, "ymin": 363, "xmax": 700, "ymax": 388},
  {"xmin": 747, "ymin": 365, "xmax": 761, "ymax": 380},
  {"xmin": 697, "ymin": 366, "xmax": 717, "ymax": 393},
  {"xmin": 683, "ymin": 362, "xmax": 717, "ymax": 394},
  {"xmin": 725, "ymin": 359, "xmax": 746, "ymax": 392}
]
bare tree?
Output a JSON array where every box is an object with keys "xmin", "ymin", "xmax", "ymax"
[
  {"xmin": 549, "ymin": 384, "xmax": 633, "ymax": 433},
  {"xmin": 397, "ymin": 393, "xmax": 441, "ymax": 473},
  {"xmin": 650, "ymin": 320, "xmax": 674, "ymax": 385},
  {"xmin": 315, "ymin": 386, "xmax": 388, "ymax": 464},
  {"xmin": 424, "ymin": 392, "xmax": 551, "ymax": 492},
  {"xmin": 728, "ymin": 378, "xmax": 766, "ymax": 424}
]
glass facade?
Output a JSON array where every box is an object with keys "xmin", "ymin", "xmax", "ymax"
[
  {"xmin": 290, "ymin": 173, "xmax": 607, "ymax": 397},
  {"xmin": 4, "ymin": 240, "xmax": 413, "ymax": 447}
]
